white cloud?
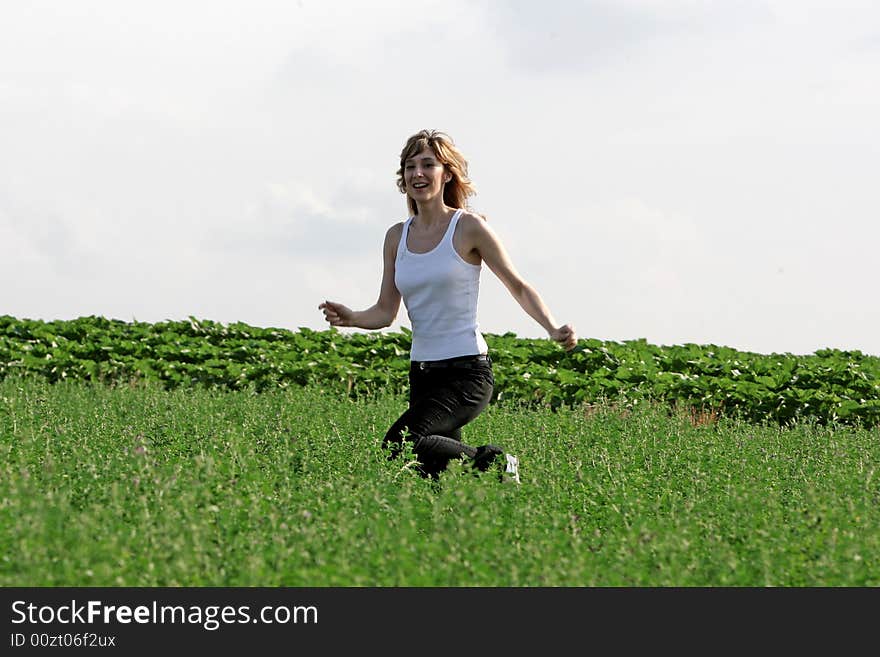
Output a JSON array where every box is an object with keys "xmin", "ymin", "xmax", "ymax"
[
  {"xmin": 1, "ymin": 1, "xmax": 878, "ymax": 355},
  {"xmin": 488, "ymin": 0, "xmax": 773, "ymax": 76}
]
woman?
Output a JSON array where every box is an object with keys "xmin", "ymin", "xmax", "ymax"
[{"xmin": 319, "ymin": 130, "xmax": 577, "ymax": 480}]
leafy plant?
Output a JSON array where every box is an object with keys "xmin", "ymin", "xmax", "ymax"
[{"xmin": 1, "ymin": 315, "xmax": 878, "ymax": 427}]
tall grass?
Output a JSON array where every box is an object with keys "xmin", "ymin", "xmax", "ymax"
[{"xmin": 1, "ymin": 377, "xmax": 878, "ymax": 586}]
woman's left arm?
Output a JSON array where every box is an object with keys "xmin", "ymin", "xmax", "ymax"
[{"xmin": 468, "ymin": 215, "xmax": 578, "ymax": 351}]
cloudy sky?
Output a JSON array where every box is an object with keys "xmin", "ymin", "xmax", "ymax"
[{"xmin": 2, "ymin": 0, "xmax": 878, "ymax": 356}]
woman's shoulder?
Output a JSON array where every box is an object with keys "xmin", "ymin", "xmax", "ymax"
[
  {"xmin": 457, "ymin": 210, "xmax": 490, "ymax": 238},
  {"xmin": 459, "ymin": 209, "xmax": 487, "ymax": 223},
  {"xmin": 383, "ymin": 221, "xmax": 405, "ymax": 249},
  {"xmin": 386, "ymin": 220, "xmax": 405, "ymax": 237}
]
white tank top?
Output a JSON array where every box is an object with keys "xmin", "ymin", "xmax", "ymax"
[{"xmin": 394, "ymin": 209, "xmax": 489, "ymax": 361}]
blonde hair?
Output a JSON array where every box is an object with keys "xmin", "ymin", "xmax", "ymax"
[{"xmin": 396, "ymin": 130, "xmax": 477, "ymax": 217}]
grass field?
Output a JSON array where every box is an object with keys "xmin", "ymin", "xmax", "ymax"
[{"xmin": 2, "ymin": 376, "xmax": 878, "ymax": 586}]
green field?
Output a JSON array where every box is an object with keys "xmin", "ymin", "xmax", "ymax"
[
  {"xmin": 3, "ymin": 376, "xmax": 878, "ymax": 586},
  {"xmin": 4, "ymin": 316, "xmax": 880, "ymax": 427}
]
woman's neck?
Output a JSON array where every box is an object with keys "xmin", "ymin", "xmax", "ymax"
[{"xmin": 413, "ymin": 201, "xmax": 454, "ymax": 230}]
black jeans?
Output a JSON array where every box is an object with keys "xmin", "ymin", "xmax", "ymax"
[{"xmin": 382, "ymin": 355, "xmax": 494, "ymax": 477}]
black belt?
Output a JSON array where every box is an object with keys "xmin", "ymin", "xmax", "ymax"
[{"xmin": 413, "ymin": 354, "xmax": 490, "ymax": 371}]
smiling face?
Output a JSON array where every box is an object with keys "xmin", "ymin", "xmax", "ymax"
[
  {"xmin": 404, "ymin": 148, "xmax": 451, "ymax": 206},
  {"xmin": 396, "ymin": 130, "xmax": 475, "ymax": 216}
]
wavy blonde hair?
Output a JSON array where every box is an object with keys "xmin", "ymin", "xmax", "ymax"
[{"xmin": 396, "ymin": 130, "xmax": 477, "ymax": 217}]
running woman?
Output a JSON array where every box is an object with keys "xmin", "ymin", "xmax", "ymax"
[{"xmin": 319, "ymin": 130, "xmax": 577, "ymax": 479}]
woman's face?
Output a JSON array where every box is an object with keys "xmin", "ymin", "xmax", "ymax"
[{"xmin": 404, "ymin": 148, "xmax": 450, "ymax": 204}]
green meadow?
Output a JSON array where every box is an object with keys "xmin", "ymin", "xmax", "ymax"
[{"xmin": 2, "ymin": 376, "xmax": 878, "ymax": 586}]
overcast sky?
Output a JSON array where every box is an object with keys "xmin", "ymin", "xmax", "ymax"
[{"xmin": 2, "ymin": 0, "xmax": 878, "ymax": 356}]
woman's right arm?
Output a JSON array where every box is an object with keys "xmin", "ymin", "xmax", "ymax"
[{"xmin": 318, "ymin": 224, "xmax": 403, "ymax": 330}]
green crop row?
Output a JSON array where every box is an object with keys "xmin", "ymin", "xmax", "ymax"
[{"xmin": 1, "ymin": 315, "xmax": 879, "ymax": 427}]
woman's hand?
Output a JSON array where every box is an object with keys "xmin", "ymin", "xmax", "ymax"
[
  {"xmin": 318, "ymin": 300, "xmax": 355, "ymax": 327},
  {"xmin": 550, "ymin": 324, "xmax": 578, "ymax": 351}
]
